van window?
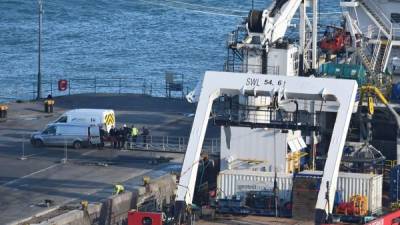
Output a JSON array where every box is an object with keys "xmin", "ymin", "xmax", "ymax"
[
  {"xmin": 43, "ymin": 126, "xmax": 56, "ymax": 135},
  {"xmin": 56, "ymin": 116, "xmax": 68, "ymax": 123}
]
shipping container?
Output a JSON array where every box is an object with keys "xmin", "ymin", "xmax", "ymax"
[
  {"xmin": 217, "ymin": 169, "xmax": 383, "ymax": 213},
  {"xmin": 217, "ymin": 170, "xmax": 293, "ymax": 202},
  {"xmin": 320, "ymin": 63, "xmax": 366, "ymax": 84}
]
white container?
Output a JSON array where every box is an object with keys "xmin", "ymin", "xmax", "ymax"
[
  {"xmin": 217, "ymin": 170, "xmax": 293, "ymax": 202},
  {"xmin": 336, "ymin": 172, "xmax": 383, "ymax": 213},
  {"xmin": 217, "ymin": 169, "xmax": 383, "ymax": 213}
]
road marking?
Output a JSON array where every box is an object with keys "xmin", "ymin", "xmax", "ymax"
[
  {"xmin": 1, "ymin": 164, "xmax": 60, "ymax": 187},
  {"xmin": 24, "ymin": 151, "xmax": 47, "ymax": 158},
  {"xmin": 82, "ymin": 149, "xmax": 97, "ymax": 156}
]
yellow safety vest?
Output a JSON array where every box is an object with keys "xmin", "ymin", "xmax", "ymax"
[
  {"xmin": 114, "ymin": 184, "xmax": 125, "ymax": 195},
  {"xmin": 131, "ymin": 128, "xmax": 139, "ymax": 136}
]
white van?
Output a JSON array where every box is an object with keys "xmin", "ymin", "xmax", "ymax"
[
  {"xmin": 54, "ymin": 109, "xmax": 115, "ymax": 132},
  {"xmin": 31, "ymin": 123, "xmax": 91, "ymax": 149}
]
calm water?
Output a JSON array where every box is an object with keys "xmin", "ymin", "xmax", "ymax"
[{"xmin": 0, "ymin": 0, "xmax": 341, "ymax": 100}]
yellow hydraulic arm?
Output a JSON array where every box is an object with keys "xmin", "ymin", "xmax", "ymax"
[
  {"xmin": 360, "ymin": 85, "xmax": 400, "ymax": 164},
  {"xmin": 360, "ymin": 86, "xmax": 389, "ymax": 106},
  {"xmin": 360, "ymin": 86, "xmax": 388, "ymax": 115}
]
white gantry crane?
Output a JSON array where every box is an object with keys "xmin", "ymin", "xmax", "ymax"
[{"xmin": 175, "ymin": 71, "xmax": 357, "ymax": 224}]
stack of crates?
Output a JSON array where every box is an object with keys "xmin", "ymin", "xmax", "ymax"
[
  {"xmin": 390, "ymin": 165, "xmax": 400, "ymax": 202},
  {"xmin": 321, "ymin": 63, "xmax": 366, "ymax": 85}
]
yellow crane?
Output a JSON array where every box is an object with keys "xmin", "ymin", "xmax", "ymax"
[
  {"xmin": 360, "ymin": 86, "xmax": 400, "ymax": 124},
  {"xmin": 360, "ymin": 86, "xmax": 390, "ymax": 115},
  {"xmin": 360, "ymin": 85, "xmax": 400, "ymax": 164}
]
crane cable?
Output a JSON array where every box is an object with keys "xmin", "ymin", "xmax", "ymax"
[{"xmin": 138, "ymin": 0, "xmax": 246, "ymax": 17}]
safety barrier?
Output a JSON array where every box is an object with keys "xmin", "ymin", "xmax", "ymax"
[
  {"xmin": 108, "ymin": 135, "xmax": 220, "ymax": 155},
  {"xmin": 0, "ymin": 76, "xmax": 193, "ymax": 103}
]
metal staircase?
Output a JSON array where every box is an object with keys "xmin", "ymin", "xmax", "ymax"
[
  {"xmin": 357, "ymin": 47, "xmax": 374, "ymax": 73},
  {"xmin": 359, "ymin": 0, "xmax": 391, "ymax": 37},
  {"xmin": 224, "ymin": 29, "xmax": 245, "ymax": 72},
  {"xmin": 380, "ymin": 40, "xmax": 392, "ymax": 72}
]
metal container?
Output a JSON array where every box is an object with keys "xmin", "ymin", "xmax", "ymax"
[
  {"xmin": 217, "ymin": 169, "xmax": 383, "ymax": 213},
  {"xmin": 217, "ymin": 170, "xmax": 293, "ymax": 202},
  {"xmin": 336, "ymin": 171, "xmax": 383, "ymax": 214}
]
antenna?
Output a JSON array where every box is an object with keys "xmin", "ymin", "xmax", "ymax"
[{"xmin": 37, "ymin": 0, "xmax": 43, "ymax": 100}]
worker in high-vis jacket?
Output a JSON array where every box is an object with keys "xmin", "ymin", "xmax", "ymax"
[
  {"xmin": 113, "ymin": 184, "xmax": 125, "ymax": 195},
  {"xmin": 131, "ymin": 125, "xmax": 139, "ymax": 146}
]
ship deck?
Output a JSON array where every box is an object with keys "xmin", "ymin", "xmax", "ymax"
[{"xmin": 0, "ymin": 93, "xmax": 219, "ymax": 224}]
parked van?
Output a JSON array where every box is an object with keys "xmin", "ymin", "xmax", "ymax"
[
  {"xmin": 31, "ymin": 123, "xmax": 92, "ymax": 149},
  {"xmin": 53, "ymin": 109, "xmax": 115, "ymax": 132}
]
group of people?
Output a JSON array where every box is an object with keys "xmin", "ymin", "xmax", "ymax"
[{"xmin": 108, "ymin": 124, "xmax": 150, "ymax": 149}]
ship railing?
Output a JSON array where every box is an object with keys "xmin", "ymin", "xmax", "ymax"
[
  {"xmin": 392, "ymin": 24, "xmax": 400, "ymax": 40},
  {"xmin": 362, "ymin": 0, "xmax": 395, "ymax": 38},
  {"xmin": 225, "ymin": 63, "xmax": 280, "ymax": 75},
  {"xmin": 124, "ymin": 135, "xmax": 220, "ymax": 155},
  {"xmin": 0, "ymin": 76, "xmax": 192, "ymax": 103},
  {"xmin": 213, "ymin": 104, "xmax": 321, "ymax": 131}
]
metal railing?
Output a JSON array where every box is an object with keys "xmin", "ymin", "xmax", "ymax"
[
  {"xmin": 0, "ymin": 76, "xmax": 193, "ymax": 103},
  {"xmin": 362, "ymin": 0, "xmax": 400, "ymax": 40},
  {"xmin": 392, "ymin": 25, "xmax": 400, "ymax": 40},
  {"xmin": 110, "ymin": 135, "xmax": 220, "ymax": 155},
  {"xmin": 224, "ymin": 62, "xmax": 280, "ymax": 75}
]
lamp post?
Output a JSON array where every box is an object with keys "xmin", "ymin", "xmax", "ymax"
[{"xmin": 37, "ymin": 0, "xmax": 43, "ymax": 100}]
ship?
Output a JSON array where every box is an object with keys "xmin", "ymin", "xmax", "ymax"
[{"xmin": 2, "ymin": 0, "xmax": 400, "ymax": 225}]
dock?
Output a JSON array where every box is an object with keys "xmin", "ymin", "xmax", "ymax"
[{"xmin": 0, "ymin": 93, "xmax": 218, "ymax": 224}]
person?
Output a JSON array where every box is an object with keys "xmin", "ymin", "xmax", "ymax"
[
  {"xmin": 99, "ymin": 125, "xmax": 106, "ymax": 149},
  {"xmin": 113, "ymin": 184, "xmax": 125, "ymax": 195},
  {"xmin": 122, "ymin": 124, "xmax": 130, "ymax": 149},
  {"xmin": 109, "ymin": 125, "xmax": 117, "ymax": 149},
  {"xmin": 116, "ymin": 127, "xmax": 123, "ymax": 149},
  {"xmin": 131, "ymin": 125, "xmax": 139, "ymax": 147},
  {"xmin": 142, "ymin": 126, "xmax": 150, "ymax": 147}
]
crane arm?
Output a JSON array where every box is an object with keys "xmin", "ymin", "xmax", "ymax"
[
  {"xmin": 263, "ymin": 0, "xmax": 302, "ymax": 44},
  {"xmin": 247, "ymin": 0, "xmax": 302, "ymax": 44}
]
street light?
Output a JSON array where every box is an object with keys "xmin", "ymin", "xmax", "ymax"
[{"xmin": 37, "ymin": 0, "xmax": 43, "ymax": 100}]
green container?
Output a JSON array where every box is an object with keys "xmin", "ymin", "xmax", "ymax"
[{"xmin": 321, "ymin": 63, "xmax": 366, "ymax": 84}]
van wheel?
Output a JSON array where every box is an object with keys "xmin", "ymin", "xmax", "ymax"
[
  {"xmin": 73, "ymin": 141, "xmax": 82, "ymax": 149},
  {"xmin": 34, "ymin": 139, "xmax": 44, "ymax": 147}
]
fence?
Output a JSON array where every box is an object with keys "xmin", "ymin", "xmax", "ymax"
[
  {"xmin": 19, "ymin": 134, "xmax": 220, "ymax": 159},
  {"xmin": 0, "ymin": 76, "xmax": 193, "ymax": 103},
  {"xmin": 123, "ymin": 135, "xmax": 220, "ymax": 155}
]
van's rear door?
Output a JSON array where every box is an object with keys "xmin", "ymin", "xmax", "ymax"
[{"xmin": 103, "ymin": 111, "xmax": 115, "ymax": 132}]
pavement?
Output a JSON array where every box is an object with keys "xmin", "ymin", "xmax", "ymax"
[{"xmin": 0, "ymin": 93, "xmax": 219, "ymax": 224}]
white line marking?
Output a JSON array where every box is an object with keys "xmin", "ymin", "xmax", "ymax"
[
  {"xmin": 24, "ymin": 151, "xmax": 47, "ymax": 158},
  {"xmin": 82, "ymin": 149, "xmax": 97, "ymax": 156},
  {"xmin": 1, "ymin": 164, "xmax": 60, "ymax": 187}
]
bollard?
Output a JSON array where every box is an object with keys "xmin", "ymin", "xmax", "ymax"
[
  {"xmin": 61, "ymin": 138, "xmax": 68, "ymax": 163},
  {"xmin": 44, "ymin": 99, "xmax": 55, "ymax": 113},
  {"xmin": 19, "ymin": 133, "xmax": 27, "ymax": 160},
  {"xmin": 0, "ymin": 105, "xmax": 8, "ymax": 121}
]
